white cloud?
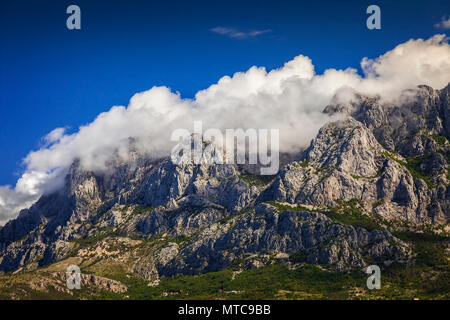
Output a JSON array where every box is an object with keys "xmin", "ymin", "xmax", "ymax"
[
  {"xmin": 0, "ymin": 34, "xmax": 449, "ymax": 225},
  {"xmin": 0, "ymin": 186, "xmax": 39, "ymax": 225},
  {"xmin": 434, "ymin": 15, "xmax": 450, "ymax": 29},
  {"xmin": 211, "ymin": 27, "xmax": 271, "ymax": 39},
  {"xmin": 43, "ymin": 127, "xmax": 67, "ymax": 145}
]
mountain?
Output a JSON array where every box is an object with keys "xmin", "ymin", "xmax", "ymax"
[{"xmin": 0, "ymin": 84, "xmax": 448, "ymax": 299}]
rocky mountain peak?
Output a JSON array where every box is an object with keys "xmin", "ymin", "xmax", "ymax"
[{"xmin": 0, "ymin": 83, "xmax": 448, "ymax": 283}]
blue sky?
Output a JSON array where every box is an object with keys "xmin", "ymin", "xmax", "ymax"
[{"xmin": 0, "ymin": 0, "xmax": 449, "ymax": 186}]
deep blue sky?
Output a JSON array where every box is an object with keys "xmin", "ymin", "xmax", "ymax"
[{"xmin": 0, "ymin": 0, "xmax": 449, "ymax": 186}]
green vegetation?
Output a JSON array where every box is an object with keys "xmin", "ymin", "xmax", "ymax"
[
  {"xmin": 323, "ymin": 199, "xmax": 384, "ymax": 231},
  {"xmin": 264, "ymin": 199, "xmax": 385, "ymax": 232},
  {"xmin": 292, "ymin": 160, "xmax": 309, "ymax": 168},
  {"xmin": 264, "ymin": 201, "xmax": 310, "ymax": 213},
  {"xmin": 382, "ymin": 230, "xmax": 450, "ymax": 298},
  {"xmin": 430, "ymin": 134, "xmax": 449, "ymax": 147},
  {"xmin": 289, "ymin": 251, "xmax": 308, "ymax": 264},
  {"xmin": 392, "ymin": 230, "xmax": 449, "ymax": 268},
  {"xmin": 218, "ymin": 207, "xmax": 253, "ymax": 224},
  {"xmin": 97, "ymin": 264, "xmax": 367, "ymax": 300},
  {"xmin": 109, "ymin": 225, "xmax": 448, "ymax": 300},
  {"xmin": 133, "ymin": 206, "xmax": 157, "ymax": 215},
  {"xmin": 166, "ymin": 233, "xmax": 200, "ymax": 246},
  {"xmin": 382, "ymin": 151, "xmax": 433, "ymax": 189},
  {"xmin": 1, "ymin": 216, "xmax": 448, "ymax": 300},
  {"xmin": 100, "ymin": 257, "xmax": 449, "ymax": 300},
  {"xmin": 372, "ymin": 199, "xmax": 384, "ymax": 209},
  {"xmin": 71, "ymin": 229, "xmax": 116, "ymax": 248},
  {"xmin": 238, "ymin": 173, "xmax": 275, "ymax": 188},
  {"xmin": 2, "ymin": 253, "xmax": 448, "ymax": 300},
  {"xmin": 2, "ymin": 198, "xmax": 449, "ymax": 301},
  {"xmin": 316, "ymin": 166, "xmax": 331, "ymax": 173}
]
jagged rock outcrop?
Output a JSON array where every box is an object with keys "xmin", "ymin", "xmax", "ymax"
[
  {"xmin": 262, "ymin": 84, "xmax": 449, "ymax": 223},
  {"xmin": 127, "ymin": 159, "xmax": 258, "ymax": 213},
  {"xmin": 259, "ymin": 118, "xmax": 437, "ymax": 222},
  {"xmin": 54, "ymin": 272, "xmax": 128, "ymax": 293},
  {"xmin": 0, "ymin": 157, "xmax": 256, "ymax": 272},
  {"xmin": 156, "ymin": 209, "xmax": 410, "ymax": 275},
  {"xmin": 136, "ymin": 203, "xmax": 227, "ymax": 236}
]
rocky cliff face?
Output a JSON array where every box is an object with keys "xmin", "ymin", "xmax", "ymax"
[
  {"xmin": 259, "ymin": 117, "xmax": 443, "ymax": 223},
  {"xmin": 0, "ymin": 157, "xmax": 258, "ymax": 272},
  {"xmin": 0, "ymin": 84, "xmax": 448, "ymax": 282},
  {"xmin": 157, "ymin": 207, "xmax": 410, "ymax": 276},
  {"xmin": 262, "ymin": 84, "xmax": 449, "ymax": 224}
]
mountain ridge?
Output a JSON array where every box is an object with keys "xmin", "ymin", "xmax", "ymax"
[{"xmin": 0, "ymin": 84, "xmax": 448, "ymax": 299}]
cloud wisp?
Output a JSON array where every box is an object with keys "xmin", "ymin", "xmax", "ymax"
[
  {"xmin": 211, "ymin": 27, "xmax": 272, "ymax": 39},
  {"xmin": 434, "ymin": 15, "xmax": 450, "ymax": 29},
  {"xmin": 0, "ymin": 34, "xmax": 449, "ymax": 225}
]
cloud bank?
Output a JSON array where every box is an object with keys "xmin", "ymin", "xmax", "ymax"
[{"xmin": 0, "ymin": 34, "xmax": 449, "ymax": 225}]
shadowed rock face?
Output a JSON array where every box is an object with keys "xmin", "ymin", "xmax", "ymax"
[
  {"xmin": 0, "ymin": 84, "xmax": 448, "ymax": 275},
  {"xmin": 157, "ymin": 209, "xmax": 410, "ymax": 275}
]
